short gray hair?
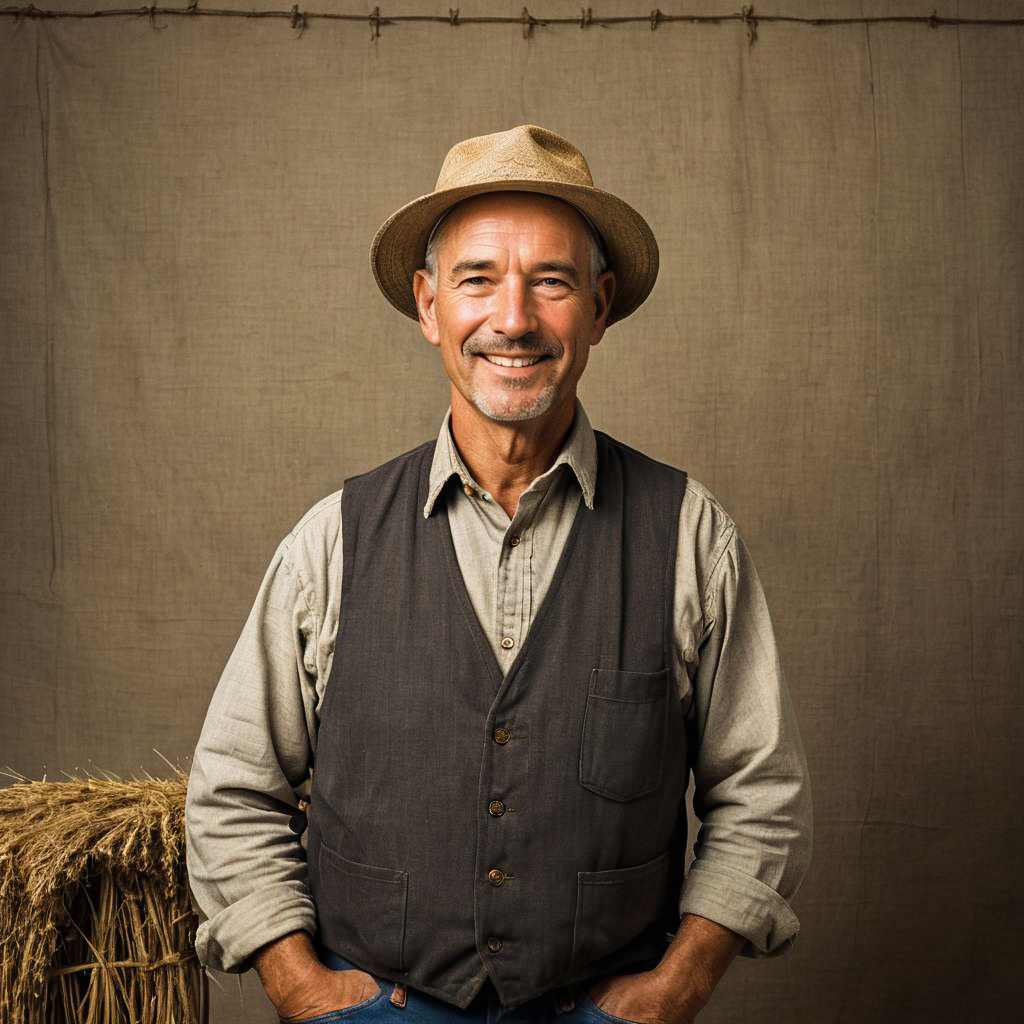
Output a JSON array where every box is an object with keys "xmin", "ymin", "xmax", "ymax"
[{"xmin": 423, "ymin": 203, "xmax": 609, "ymax": 294}]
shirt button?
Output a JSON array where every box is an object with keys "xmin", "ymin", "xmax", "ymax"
[
  {"xmin": 487, "ymin": 937, "xmax": 503, "ymax": 953},
  {"xmin": 509, "ymin": 535, "xmax": 521, "ymax": 547},
  {"xmin": 463, "ymin": 482, "xmax": 476, "ymax": 498},
  {"xmin": 487, "ymin": 868, "xmax": 506, "ymax": 886},
  {"xmin": 500, "ymin": 636, "xmax": 515, "ymax": 650},
  {"xmin": 488, "ymin": 800, "xmax": 506, "ymax": 817},
  {"xmin": 493, "ymin": 727, "xmax": 511, "ymax": 745}
]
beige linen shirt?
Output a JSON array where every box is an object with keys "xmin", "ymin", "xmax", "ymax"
[{"xmin": 185, "ymin": 405, "xmax": 811, "ymax": 974}]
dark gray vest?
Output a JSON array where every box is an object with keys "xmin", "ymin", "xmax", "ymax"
[{"xmin": 307, "ymin": 432, "xmax": 689, "ymax": 1007}]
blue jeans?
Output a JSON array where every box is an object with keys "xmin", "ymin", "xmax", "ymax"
[{"xmin": 286, "ymin": 950, "xmax": 635, "ymax": 1024}]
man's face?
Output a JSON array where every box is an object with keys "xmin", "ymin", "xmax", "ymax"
[{"xmin": 413, "ymin": 192, "xmax": 614, "ymax": 431}]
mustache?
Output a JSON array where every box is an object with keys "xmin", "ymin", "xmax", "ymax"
[{"xmin": 463, "ymin": 335, "xmax": 562, "ymax": 359}]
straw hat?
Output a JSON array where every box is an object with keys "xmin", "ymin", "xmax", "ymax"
[{"xmin": 370, "ymin": 125, "xmax": 659, "ymax": 326}]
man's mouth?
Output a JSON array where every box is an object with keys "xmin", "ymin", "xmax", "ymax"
[{"xmin": 480, "ymin": 354, "xmax": 546, "ymax": 368}]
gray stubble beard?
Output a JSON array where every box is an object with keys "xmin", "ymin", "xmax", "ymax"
[
  {"xmin": 469, "ymin": 378, "xmax": 560, "ymax": 423},
  {"xmin": 464, "ymin": 335, "xmax": 563, "ymax": 423}
]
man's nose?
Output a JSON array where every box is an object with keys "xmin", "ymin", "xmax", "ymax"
[{"xmin": 489, "ymin": 279, "xmax": 537, "ymax": 339}]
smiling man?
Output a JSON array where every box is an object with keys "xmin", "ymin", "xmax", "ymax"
[
  {"xmin": 413, "ymin": 191, "xmax": 613, "ymax": 517},
  {"xmin": 186, "ymin": 126, "xmax": 811, "ymax": 1024}
]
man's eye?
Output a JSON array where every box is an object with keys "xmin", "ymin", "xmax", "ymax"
[
  {"xmin": 539, "ymin": 277, "xmax": 568, "ymax": 288},
  {"xmin": 460, "ymin": 276, "xmax": 489, "ymax": 286}
]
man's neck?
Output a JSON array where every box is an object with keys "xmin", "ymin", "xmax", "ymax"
[{"xmin": 449, "ymin": 398, "xmax": 575, "ymax": 518}]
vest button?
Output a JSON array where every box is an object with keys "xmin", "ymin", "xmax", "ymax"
[
  {"xmin": 493, "ymin": 727, "xmax": 511, "ymax": 745},
  {"xmin": 487, "ymin": 868, "xmax": 506, "ymax": 886},
  {"xmin": 509, "ymin": 535, "xmax": 521, "ymax": 547},
  {"xmin": 488, "ymin": 800, "xmax": 506, "ymax": 817},
  {"xmin": 487, "ymin": 937, "xmax": 503, "ymax": 953}
]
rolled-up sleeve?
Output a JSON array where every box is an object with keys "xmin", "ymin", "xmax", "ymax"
[
  {"xmin": 185, "ymin": 493, "xmax": 343, "ymax": 973},
  {"xmin": 674, "ymin": 482, "xmax": 812, "ymax": 956}
]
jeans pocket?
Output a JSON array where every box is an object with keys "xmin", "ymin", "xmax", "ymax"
[
  {"xmin": 569, "ymin": 994, "xmax": 641, "ymax": 1024},
  {"xmin": 280, "ymin": 985, "xmax": 387, "ymax": 1023}
]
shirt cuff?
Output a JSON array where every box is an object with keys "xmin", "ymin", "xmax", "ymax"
[
  {"xmin": 194, "ymin": 883, "xmax": 317, "ymax": 973},
  {"xmin": 678, "ymin": 860, "xmax": 800, "ymax": 957}
]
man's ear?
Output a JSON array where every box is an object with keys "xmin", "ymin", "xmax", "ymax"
[
  {"xmin": 413, "ymin": 269, "xmax": 440, "ymax": 347},
  {"xmin": 591, "ymin": 270, "xmax": 616, "ymax": 345}
]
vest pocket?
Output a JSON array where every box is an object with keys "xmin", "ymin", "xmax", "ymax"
[
  {"xmin": 316, "ymin": 841, "xmax": 408, "ymax": 972},
  {"xmin": 579, "ymin": 668, "xmax": 670, "ymax": 801},
  {"xmin": 570, "ymin": 851, "xmax": 671, "ymax": 971}
]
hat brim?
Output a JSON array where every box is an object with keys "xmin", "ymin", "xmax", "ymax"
[{"xmin": 370, "ymin": 180, "xmax": 659, "ymax": 327}]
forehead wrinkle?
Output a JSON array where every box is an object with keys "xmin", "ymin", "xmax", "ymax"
[{"xmin": 437, "ymin": 194, "xmax": 592, "ymax": 262}]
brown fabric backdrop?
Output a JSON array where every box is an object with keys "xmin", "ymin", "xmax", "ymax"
[{"xmin": 2, "ymin": 2, "xmax": 1022, "ymax": 1021}]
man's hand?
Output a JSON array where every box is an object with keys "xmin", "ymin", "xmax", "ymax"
[
  {"xmin": 588, "ymin": 914, "xmax": 745, "ymax": 1024},
  {"xmin": 589, "ymin": 969, "xmax": 695, "ymax": 1024},
  {"xmin": 253, "ymin": 931, "xmax": 380, "ymax": 1022}
]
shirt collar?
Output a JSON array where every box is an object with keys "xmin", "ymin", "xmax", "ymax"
[{"xmin": 423, "ymin": 402, "xmax": 598, "ymax": 518}]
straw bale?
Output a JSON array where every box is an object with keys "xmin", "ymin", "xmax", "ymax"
[{"xmin": 0, "ymin": 775, "xmax": 207, "ymax": 1024}]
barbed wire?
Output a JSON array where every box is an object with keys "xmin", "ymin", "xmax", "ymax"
[{"xmin": 1, "ymin": 4, "xmax": 1021, "ymax": 44}]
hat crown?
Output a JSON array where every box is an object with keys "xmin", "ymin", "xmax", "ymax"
[{"xmin": 435, "ymin": 124, "xmax": 595, "ymax": 191}]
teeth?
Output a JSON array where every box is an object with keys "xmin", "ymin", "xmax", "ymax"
[{"xmin": 485, "ymin": 355, "xmax": 542, "ymax": 368}]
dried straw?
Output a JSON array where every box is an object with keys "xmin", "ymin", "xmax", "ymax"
[{"xmin": 0, "ymin": 774, "xmax": 207, "ymax": 1024}]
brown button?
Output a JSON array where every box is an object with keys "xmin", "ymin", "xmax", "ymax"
[
  {"xmin": 487, "ymin": 937, "xmax": 503, "ymax": 953},
  {"xmin": 463, "ymin": 482, "xmax": 476, "ymax": 497},
  {"xmin": 493, "ymin": 727, "xmax": 511, "ymax": 745},
  {"xmin": 509, "ymin": 535, "xmax": 521, "ymax": 547},
  {"xmin": 487, "ymin": 868, "xmax": 506, "ymax": 886},
  {"xmin": 500, "ymin": 636, "xmax": 515, "ymax": 650},
  {"xmin": 488, "ymin": 800, "xmax": 506, "ymax": 817}
]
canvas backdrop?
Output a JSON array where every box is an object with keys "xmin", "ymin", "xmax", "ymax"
[{"xmin": 1, "ymin": 2, "xmax": 1022, "ymax": 1021}]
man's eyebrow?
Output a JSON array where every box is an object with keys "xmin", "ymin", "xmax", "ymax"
[
  {"xmin": 530, "ymin": 261, "xmax": 581, "ymax": 285},
  {"xmin": 447, "ymin": 259, "xmax": 498, "ymax": 278},
  {"xmin": 446, "ymin": 258, "xmax": 582, "ymax": 285}
]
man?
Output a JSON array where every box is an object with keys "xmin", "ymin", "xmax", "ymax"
[{"xmin": 186, "ymin": 125, "xmax": 811, "ymax": 1024}]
